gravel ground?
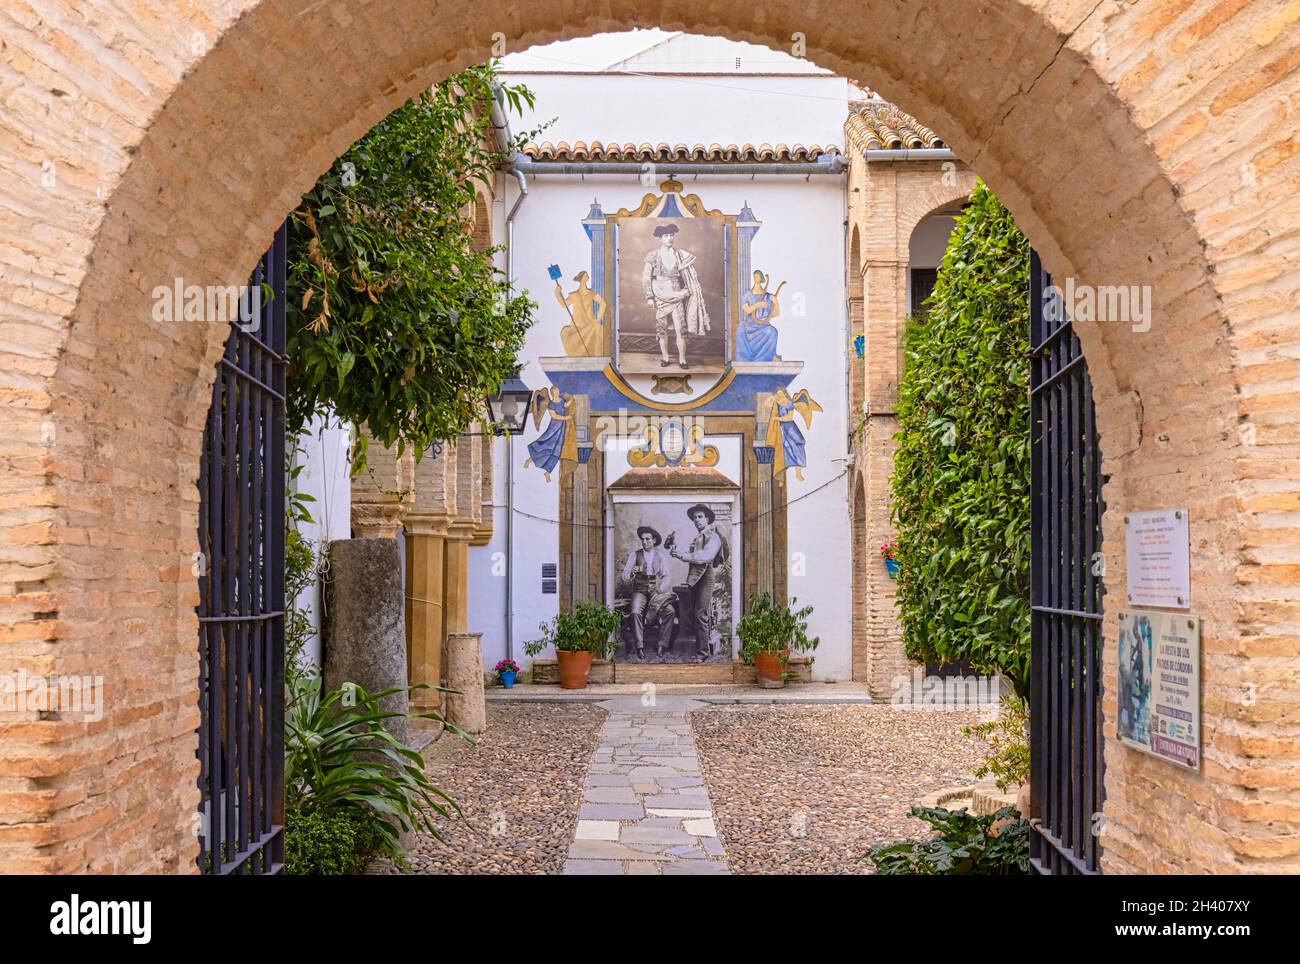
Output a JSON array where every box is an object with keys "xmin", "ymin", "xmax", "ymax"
[
  {"xmin": 690, "ymin": 704, "xmax": 988, "ymax": 875},
  {"xmin": 372, "ymin": 703, "xmax": 606, "ymax": 875}
]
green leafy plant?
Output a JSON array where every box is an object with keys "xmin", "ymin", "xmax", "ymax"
[
  {"xmin": 523, "ymin": 602, "xmax": 622, "ymax": 659},
  {"xmin": 285, "ymin": 675, "xmax": 463, "ymax": 862},
  {"xmin": 962, "ymin": 693, "xmax": 1030, "ymax": 792},
  {"xmin": 286, "ymin": 64, "xmax": 548, "ymax": 471},
  {"xmin": 867, "ymin": 806, "xmax": 1029, "ymax": 875},
  {"xmin": 736, "ymin": 591, "xmax": 819, "ymax": 664},
  {"xmin": 284, "ymin": 805, "xmax": 387, "ymax": 876},
  {"xmin": 890, "ymin": 180, "xmax": 1031, "ymax": 694}
]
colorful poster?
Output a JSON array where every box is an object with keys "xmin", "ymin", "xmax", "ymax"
[{"xmin": 1117, "ymin": 610, "xmax": 1201, "ymax": 769}]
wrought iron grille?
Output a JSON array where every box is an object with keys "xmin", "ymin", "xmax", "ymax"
[
  {"xmin": 1028, "ymin": 249, "xmax": 1106, "ymax": 875},
  {"xmin": 196, "ymin": 224, "xmax": 287, "ymax": 874}
]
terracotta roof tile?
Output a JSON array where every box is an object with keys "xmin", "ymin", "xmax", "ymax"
[
  {"xmin": 845, "ymin": 101, "xmax": 948, "ymax": 152},
  {"xmin": 521, "ymin": 141, "xmax": 840, "ymax": 163}
]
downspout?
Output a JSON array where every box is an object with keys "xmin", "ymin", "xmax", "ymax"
[{"xmin": 492, "ymin": 87, "xmax": 527, "ymax": 663}]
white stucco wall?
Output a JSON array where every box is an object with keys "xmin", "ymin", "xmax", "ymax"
[
  {"xmin": 290, "ymin": 413, "xmax": 352, "ymax": 670},
  {"xmin": 469, "ymin": 35, "xmax": 854, "ymax": 679}
]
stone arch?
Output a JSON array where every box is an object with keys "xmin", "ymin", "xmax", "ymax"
[{"xmin": 1, "ymin": 0, "xmax": 1295, "ymax": 874}]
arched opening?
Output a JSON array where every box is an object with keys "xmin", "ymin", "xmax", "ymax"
[{"xmin": 2, "ymin": 1, "xmax": 1290, "ymax": 876}]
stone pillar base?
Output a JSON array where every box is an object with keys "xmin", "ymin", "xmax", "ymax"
[{"xmin": 445, "ymin": 632, "xmax": 486, "ymax": 735}]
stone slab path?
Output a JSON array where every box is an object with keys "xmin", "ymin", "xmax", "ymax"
[{"xmin": 563, "ymin": 697, "xmax": 728, "ymax": 875}]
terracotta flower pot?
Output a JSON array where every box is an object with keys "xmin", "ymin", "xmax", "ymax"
[
  {"xmin": 754, "ymin": 649, "xmax": 788, "ymax": 689},
  {"xmin": 556, "ymin": 650, "xmax": 593, "ymax": 690}
]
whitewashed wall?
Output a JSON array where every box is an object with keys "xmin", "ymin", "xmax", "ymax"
[
  {"xmin": 469, "ymin": 36, "xmax": 854, "ymax": 679},
  {"xmin": 290, "ymin": 413, "xmax": 352, "ymax": 670}
]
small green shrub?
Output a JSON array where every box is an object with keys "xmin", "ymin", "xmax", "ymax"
[
  {"xmin": 962, "ymin": 694, "xmax": 1030, "ymax": 791},
  {"xmin": 524, "ymin": 602, "xmax": 622, "ymax": 658},
  {"xmin": 284, "ymin": 805, "xmax": 387, "ymax": 876},
  {"xmin": 285, "ymin": 675, "xmax": 463, "ymax": 862},
  {"xmin": 867, "ymin": 806, "xmax": 1029, "ymax": 875},
  {"xmin": 736, "ymin": 592, "xmax": 819, "ymax": 664}
]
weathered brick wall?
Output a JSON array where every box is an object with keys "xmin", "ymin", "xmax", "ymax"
[
  {"xmin": 0, "ymin": 0, "xmax": 1295, "ymax": 874},
  {"xmin": 847, "ymin": 156, "xmax": 978, "ymax": 698}
]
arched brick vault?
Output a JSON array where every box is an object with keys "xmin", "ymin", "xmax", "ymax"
[{"xmin": 0, "ymin": 1, "xmax": 1296, "ymax": 872}]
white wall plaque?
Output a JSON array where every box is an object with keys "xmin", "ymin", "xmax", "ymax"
[{"xmin": 1124, "ymin": 508, "xmax": 1191, "ymax": 608}]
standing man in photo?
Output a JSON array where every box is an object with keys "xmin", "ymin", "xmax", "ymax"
[
  {"xmin": 668, "ymin": 503, "xmax": 727, "ymax": 661},
  {"xmin": 642, "ymin": 222, "xmax": 711, "ymax": 370}
]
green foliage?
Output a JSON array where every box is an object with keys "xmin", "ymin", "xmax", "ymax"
[
  {"xmin": 962, "ymin": 693, "xmax": 1031, "ymax": 792},
  {"xmin": 736, "ymin": 591, "xmax": 819, "ymax": 664},
  {"xmin": 890, "ymin": 181, "xmax": 1031, "ymax": 693},
  {"xmin": 285, "ymin": 675, "xmax": 463, "ymax": 862},
  {"xmin": 867, "ymin": 806, "xmax": 1029, "ymax": 875},
  {"xmin": 284, "ymin": 805, "xmax": 387, "ymax": 876},
  {"xmin": 523, "ymin": 602, "xmax": 623, "ymax": 658},
  {"xmin": 286, "ymin": 64, "xmax": 546, "ymax": 469}
]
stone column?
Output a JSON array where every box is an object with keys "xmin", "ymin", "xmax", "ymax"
[
  {"xmin": 753, "ymin": 394, "xmax": 776, "ymax": 599},
  {"xmin": 404, "ymin": 513, "xmax": 448, "ymax": 712},
  {"xmin": 445, "ymin": 632, "xmax": 486, "ymax": 735},
  {"xmin": 350, "ymin": 431, "xmax": 414, "ymax": 540},
  {"xmin": 324, "ymin": 538, "xmax": 411, "ymax": 746},
  {"xmin": 570, "ymin": 396, "xmax": 593, "ymax": 605},
  {"xmin": 404, "ymin": 445, "xmax": 456, "ymax": 711}
]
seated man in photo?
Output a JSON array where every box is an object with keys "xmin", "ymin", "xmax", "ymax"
[{"xmin": 620, "ymin": 525, "xmax": 677, "ymax": 659}]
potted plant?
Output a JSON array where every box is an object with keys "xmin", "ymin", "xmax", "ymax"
[
  {"xmin": 880, "ymin": 540, "xmax": 900, "ymax": 579},
  {"xmin": 494, "ymin": 659, "xmax": 520, "ymax": 689},
  {"xmin": 737, "ymin": 591, "xmax": 819, "ymax": 689},
  {"xmin": 524, "ymin": 602, "xmax": 621, "ymax": 690}
]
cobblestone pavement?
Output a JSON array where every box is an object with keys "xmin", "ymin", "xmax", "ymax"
[
  {"xmin": 690, "ymin": 704, "xmax": 988, "ymax": 875},
  {"xmin": 370, "ymin": 703, "xmax": 606, "ymax": 875},
  {"xmin": 563, "ymin": 697, "xmax": 728, "ymax": 875}
]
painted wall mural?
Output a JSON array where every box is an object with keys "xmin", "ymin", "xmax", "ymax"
[
  {"xmin": 612, "ymin": 499, "xmax": 733, "ymax": 664},
  {"xmin": 551, "ymin": 265, "xmax": 607, "ymax": 357},
  {"xmin": 737, "ymin": 270, "xmax": 784, "ymax": 362},
  {"xmin": 765, "ymin": 387, "xmax": 823, "ymax": 481},
  {"xmin": 523, "ymin": 386, "xmax": 577, "ymax": 482}
]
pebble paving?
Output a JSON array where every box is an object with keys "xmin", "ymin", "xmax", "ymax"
[
  {"xmin": 563, "ymin": 697, "xmax": 729, "ymax": 875},
  {"xmin": 690, "ymin": 703, "xmax": 987, "ymax": 874}
]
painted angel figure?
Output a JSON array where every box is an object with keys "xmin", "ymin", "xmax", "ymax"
[
  {"xmin": 765, "ymin": 387, "xmax": 823, "ymax": 481},
  {"xmin": 523, "ymin": 385, "xmax": 577, "ymax": 482}
]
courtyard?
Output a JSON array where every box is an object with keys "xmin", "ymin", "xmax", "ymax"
[
  {"xmin": 0, "ymin": 0, "xmax": 1296, "ymax": 900},
  {"xmin": 370, "ymin": 695, "xmax": 987, "ymax": 875}
]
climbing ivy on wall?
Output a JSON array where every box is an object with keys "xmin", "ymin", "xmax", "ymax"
[{"xmin": 890, "ymin": 181, "xmax": 1031, "ymax": 694}]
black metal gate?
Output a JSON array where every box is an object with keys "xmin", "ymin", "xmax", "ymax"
[
  {"xmin": 1028, "ymin": 249, "xmax": 1105, "ymax": 875},
  {"xmin": 196, "ymin": 224, "xmax": 287, "ymax": 874}
]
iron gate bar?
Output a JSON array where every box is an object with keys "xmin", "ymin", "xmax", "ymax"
[
  {"xmin": 197, "ymin": 223, "xmax": 287, "ymax": 874},
  {"xmin": 1028, "ymin": 249, "xmax": 1105, "ymax": 875}
]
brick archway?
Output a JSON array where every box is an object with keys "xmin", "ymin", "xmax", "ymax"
[{"xmin": 2, "ymin": 1, "xmax": 1295, "ymax": 873}]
